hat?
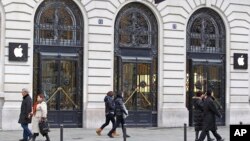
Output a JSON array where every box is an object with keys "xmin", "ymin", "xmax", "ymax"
[{"xmin": 22, "ymin": 88, "xmax": 29, "ymax": 94}]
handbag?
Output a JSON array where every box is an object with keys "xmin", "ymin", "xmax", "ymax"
[{"xmin": 39, "ymin": 119, "xmax": 50, "ymax": 135}]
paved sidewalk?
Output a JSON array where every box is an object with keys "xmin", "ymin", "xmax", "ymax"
[{"xmin": 0, "ymin": 126, "xmax": 229, "ymax": 141}]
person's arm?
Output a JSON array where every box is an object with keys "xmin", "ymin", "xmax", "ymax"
[
  {"xmin": 41, "ymin": 102, "xmax": 48, "ymax": 119},
  {"xmin": 208, "ymin": 99, "xmax": 221, "ymax": 118}
]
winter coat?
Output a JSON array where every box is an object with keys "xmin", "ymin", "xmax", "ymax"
[
  {"xmin": 114, "ymin": 96, "xmax": 128, "ymax": 118},
  {"xmin": 192, "ymin": 96, "xmax": 204, "ymax": 131},
  {"xmin": 202, "ymin": 96, "xmax": 222, "ymax": 131},
  {"xmin": 32, "ymin": 101, "xmax": 48, "ymax": 133},
  {"xmin": 18, "ymin": 94, "xmax": 32, "ymax": 124},
  {"xmin": 104, "ymin": 95, "xmax": 115, "ymax": 115}
]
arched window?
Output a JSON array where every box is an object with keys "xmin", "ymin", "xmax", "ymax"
[
  {"xmin": 34, "ymin": 0, "xmax": 83, "ymax": 47},
  {"xmin": 187, "ymin": 8, "xmax": 225, "ymax": 54},
  {"xmin": 115, "ymin": 3, "xmax": 157, "ymax": 56}
]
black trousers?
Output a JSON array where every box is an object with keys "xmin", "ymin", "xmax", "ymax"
[
  {"xmin": 100, "ymin": 114, "xmax": 115, "ymax": 129},
  {"xmin": 108, "ymin": 115, "xmax": 125, "ymax": 134},
  {"xmin": 198, "ymin": 130, "xmax": 222, "ymax": 141}
]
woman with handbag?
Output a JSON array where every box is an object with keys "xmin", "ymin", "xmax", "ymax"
[{"xmin": 31, "ymin": 93, "xmax": 50, "ymax": 141}]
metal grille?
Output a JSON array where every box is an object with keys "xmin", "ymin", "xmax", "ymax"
[
  {"xmin": 34, "ymin": 0, "xmax": 83, "ymax": 47},
  {"xmin": 115, "ymin": 3, "xmax": 158, "ymax": 56},
  {"xmin": 187, "ymin": 8, "xmax": 225, "ymax": 54}
]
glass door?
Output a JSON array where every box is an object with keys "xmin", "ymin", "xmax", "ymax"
[
  {"xmin": 187, "ymin": 59, "xmax": 225, "ymax": 126},
  {"xmin": 40, "ymin": 53, "xmax": 82, "ymax": 127},
  {"xmin": 120, "ymin": 62, "xmax": 157, "ymax": 126}
]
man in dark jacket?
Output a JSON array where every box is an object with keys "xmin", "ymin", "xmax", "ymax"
[
  {"xmin": 193, "ymin": 91, "xmax": 214, "ymax": 141},
  {"xmin": 198, "ymin": 90, "xmax": 224, "ymax": 141},
  {"xmin": 18, "ymin": 88, "xmax": 33, "ymax": 141},
  {"xmin": 96, "ymin": 91, "xmax": 118, "ymax": 136},
  {"xmin": 107, "ymin": 91, "xmax": 130, "ymax": 138}
]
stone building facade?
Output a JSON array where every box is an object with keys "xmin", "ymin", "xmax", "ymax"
[{"xmin": 0, "ymin": 0, "xmax": 250, "ymax": 130}]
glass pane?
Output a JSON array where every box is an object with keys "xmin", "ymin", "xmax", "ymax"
[
  {"xmin": 137, "ymin": 63, "xmax": 151, "ymax": 110},
  {"xmin": 59, "ymin": 60, "xmax": 78, "ymax": 110},
  {"xmin": 42, "ymin": 60, "xmax": 58, "ymax": 110},
  {"xmin": 122, "ymin": 63, "xmax": 136, "ymax": 111},
  {"xmin": 193, "ymin": 65, "xmax": 207, "ymax": 92}
]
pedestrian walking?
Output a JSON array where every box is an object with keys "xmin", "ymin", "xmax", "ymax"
[
  {"xmin": 18, "ymin": 88, "xmax": 33, "ymax": 141},
  {"xmin": 96, "ymin": 91, "xmax": 119, "ymax": 136},
  {"xmin": 107, "ymin": 91, "xmax": 130, "ymax": 138},
  {"xmin": 197, "ymin": 90, "xmax": 224, "ymax": 141},
  {"xmin": 31, "ymin": 93, "xmax": 50, "ymax": 141},
  {"xmin": 192, "ymin": 91, "xmax": 214, "ymax": 141}
]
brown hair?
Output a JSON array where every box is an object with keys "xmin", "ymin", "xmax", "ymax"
[
  {"xmin": 107, "ymin": 91, "xmax": 114, "ymax": 96},
  {"xmin": 196, "ymin": 91, "xmax": 202, "ymax": 97},
  {"xmin": 33, "ymin": 93, "xmax": 45, "ymax": 115}
]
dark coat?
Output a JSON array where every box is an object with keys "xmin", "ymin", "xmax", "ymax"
[
  {"xmin": 114, "ymin": 96, "xmax": 127, "ymax": 117},
  {"xmin": 18, "ymin": 94, "xmax": 32, "ymax": 124},
  {"xmin": 192, "ymin": 96, "xmax": 204, "ymax": 131},
  {"xmin": 104, "ymin": 95, "xmax": 115, "ymax": 115},
  {"xmin": 202, "ymin": 96, "xmax": 221, "ymax": 131}
]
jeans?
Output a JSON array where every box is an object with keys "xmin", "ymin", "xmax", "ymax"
[
  {"xmin": 100, "ymin": 114, "xmax": 115, "ymax": 129},
  {"xmin": 21, "ymin": 123, "xmax": 32, "ymax": 140}
]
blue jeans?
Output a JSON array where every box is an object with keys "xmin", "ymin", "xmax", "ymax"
[{"xmin": 21, "ymin": 123, "xmax": 32, "ymax": 140}]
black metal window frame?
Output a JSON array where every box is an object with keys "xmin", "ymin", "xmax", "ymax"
[
  {"xmin": 34, "ymin": 0, "xmax": 84, "ymax": 47},
  {"xmin": 187, "ymin": 8, "xmax": 226, "ymax": 55},
  {"xmin": 114, "ymin": 2, "xmax": 158, "ymax": 57}
]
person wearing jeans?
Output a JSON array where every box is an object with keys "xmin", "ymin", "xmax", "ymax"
[{"xmin": 18, "ymin": 88, "xmax": 33, "ymax": 141}]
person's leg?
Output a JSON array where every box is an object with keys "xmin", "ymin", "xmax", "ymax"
[
  {"xmin": 100, "ymin": 114, "xmax": 111, "ymax": 129},
  {"xmin": 195, "ymin": 130, "xmax": 199, "ymax": 141},
  {"xmin": 121, "ymin": 118, "xmax": 130, "ymax": 137},
  {"xmin": 21, "ymin": 123, "xmax": 32, "ymax": 140},
  {"xmin": 211, "ymin": 130, "xmax": 223, "ymax": 140},
  {"xmin": 198, "ymin": 130, "xmax": 208, "ymax": 141},
  {"xmin": 110, "ymin": 115, "xmax": 119, "ymax": 136},
  {"xmin": 44, "ymin": 133, "xmax": 50, "ymax": 141},
  {"xmin": 108, "ymin": 116, "xmax": 121, "ymax": 138},
  {"xmin": 32, "ymin": 133, "xmax": 39, "ymax": 141},
  {"xmin": 96, "ymin": 115, "xmax": 110, "ymax": 135},
  {"xmin": 206, "ymin": 131, "xmax": 214, "ymax": 141}
]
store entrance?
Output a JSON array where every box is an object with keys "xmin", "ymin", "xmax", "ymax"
[
  {"xmin": 186, "ymin": 59, "xmax": 225, "ymax": 126},
  {"xmin": 38, "ymin": 53, "xmax": 83, "ymax": 127}
]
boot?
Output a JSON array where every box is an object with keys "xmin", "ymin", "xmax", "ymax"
[
  {"xmin": 45, "ymin": 134, "xmax": 50, "ymax": 141},
  {"xmin": 112, "ymin": 131, "xmax": 119, "ymax": 136},
  {"xmin": 195, "ymin": 131, "xmax": 199, "ymax": 141},
  {"xmin": 32, "ymin": 133, "xmax": 39, "ymax": 141},
  {"xmin": 96, "ymin": 128, "xmax": 102, "ymax": 136},
  {"xmin": 107, "ymin": 132, "xmax": 114, "ymax": 138}
]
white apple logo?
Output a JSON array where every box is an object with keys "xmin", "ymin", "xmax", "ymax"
[
  {"xmin": 14, "ymin": 45, "xmax": 23, "ymax": 57},
  {"xmin": 237, "ymin": 55, "xmax": 244, "ymax": 66}
]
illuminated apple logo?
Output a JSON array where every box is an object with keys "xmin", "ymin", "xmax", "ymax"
[
  {"xmin": 237, "ymin": 55, "xmax": 244, "ymax": 66},
  {"xmin": 14, "ymin": 45, "xmax": 23, "ymax": 57}
]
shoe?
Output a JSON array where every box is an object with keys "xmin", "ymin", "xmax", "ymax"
[
  {"xmin": 207, "ymin": 138, "xmax": 215, "ymax": 141},
  {"xmin": 19, "ymin": 139, "xmax": 24, "ymax": 141},
  {"xmin": 112, "ymin": 131, "xmax": 119, "ymax": 136},
  {"xmin": 217, "ymin": 139, "xmax": 224, "ymax": 141},
  {"xmin": 107, "ymin": 133, "xmax": 114, "ymax": 138},
  {"xmin": 28, "ymin": 135, "xmax": 33, "ymax": 141},
  {"xmin": 126, "ymin": 134, "xmax": 130, "ymax": 138},
  {"xmin": 96, "ymin": 128, "xmax": 102, "ymax": 136}
]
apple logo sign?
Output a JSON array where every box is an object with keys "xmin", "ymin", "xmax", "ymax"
[
  {"xmin": 234, "ymin": 53, "xmax": 248, "ymax": 69},
  {"xmin": 237, "ymin": 55, "xmax": 244, "ymax": 66},
  {"xmin": 14, "ymin": 45, "xmax": 23, "ymax": 57},
  {"xmin": 9, "ymin": 42, "xmax": 28, "ymax": 61}
]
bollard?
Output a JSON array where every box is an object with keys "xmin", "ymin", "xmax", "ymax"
[
  {"xmin": 60, "ymin": 124, "xmax": 63, "ymax": 141},
  {"xmin": 184, "ymin": 123, "xmax": 187, "ymax": 141},
  {"xmin": 240, "ymin": 121, "xmax": 243, "ymax": 125}
]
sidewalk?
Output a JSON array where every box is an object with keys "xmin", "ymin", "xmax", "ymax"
[{"xmin": 0, "ymin": 126, "xmax": 229, "ymax": 141}]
